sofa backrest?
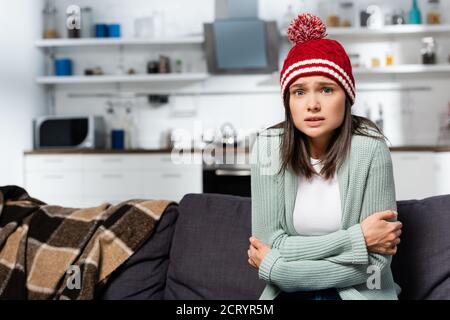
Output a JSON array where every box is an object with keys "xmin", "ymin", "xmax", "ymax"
[
  {"xmin": 393, "ymin": 194, "xmax": 450, "ymax": 300},
  {"xmin": 164, "ymin": 193, "xmax": 265, "ymax": 299},
  {"xmin": 166, "ymin": 193, "xmax": 450, "ymax": 300}
]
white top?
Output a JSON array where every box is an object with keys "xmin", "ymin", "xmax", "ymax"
[{"xmin": 293, "ymin": 158, "xmax": 342, "ymax": 236}]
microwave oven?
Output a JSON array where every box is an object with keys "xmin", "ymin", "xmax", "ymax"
[{"xmin": 34, "ymin": 115, "xmax": 106, "ymax": 149}]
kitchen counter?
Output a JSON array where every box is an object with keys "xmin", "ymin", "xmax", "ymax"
[
  {"xmin": 389, "ymin": 146, "xmax": 450, "ymax": 152},
  {"xmin": 23, "ymin": 145, "xmax": 450, "ymax": 155},
  {"xmin": 24, "ymin": 146, "xmax": 252, "ymax": 155}
]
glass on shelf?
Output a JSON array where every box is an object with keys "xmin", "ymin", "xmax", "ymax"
[
  {"xmin": 318, "ymin": 0, "xmax": 341, "ymax": 27},
  {"xmin": 340, "ymin": 1, "xmax": 355, "ymax": 28},
  {"xmin": 80, "ymin": 7, "xmax": 93, "ymax": 38},
  {"xmin": 427, "ymin": 0, "xmax": 442, "ymax": 25},
  {"xmin": 42, "ymin": 0, "xmax": 59, "ymax": 39}
]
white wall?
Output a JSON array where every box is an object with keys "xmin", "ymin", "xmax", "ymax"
[
  {"xmin": 48, "ymin": 0, "xmax": 450, "ymax": 148},
  {"xmin": 0, "ymin": 0, "xmax": 47, "ymax": 186}
]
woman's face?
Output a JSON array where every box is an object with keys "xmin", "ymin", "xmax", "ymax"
[{"xmin": 288, "ymin": 75, "xmax": 346, "ymax": 141}]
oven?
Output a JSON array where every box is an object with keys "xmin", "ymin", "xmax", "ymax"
[{"xmin": 202, "ymin": 164, "xmax": 251, "ymax": 197}]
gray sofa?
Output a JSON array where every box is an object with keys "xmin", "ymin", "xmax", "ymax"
[{"xmin": 99, "ymin": 193, "xmax": 450, "ymax": 300}]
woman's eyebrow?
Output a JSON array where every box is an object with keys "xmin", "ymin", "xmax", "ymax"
[
  {"xmin": 317, "ymin": 82, "xmax": 338, "ymax": 87},
  {"xmin": 290, "ymin": 83, "xmax": 306, "ymax": 89}
]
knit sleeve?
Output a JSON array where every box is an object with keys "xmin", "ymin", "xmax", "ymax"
[
  {"xmin": 251, "ymin": 133, "xmax": 368, "ymax": 265},
  {"xmin": 251, "ymin": 133, "xmax": 285, "ymax": 246},
  {"xmin": 258, "ymin": 138, "xmax": 397, "ymax": 291}
]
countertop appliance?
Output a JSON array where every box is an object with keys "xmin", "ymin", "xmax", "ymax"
[{"xmin": 34, "ymin": 115, "xmax": 105, "ymax": 149}]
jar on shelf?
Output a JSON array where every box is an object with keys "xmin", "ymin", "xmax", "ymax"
[
  {"xmin": 392, "ymin": 9, "xmax": 406, "ymax": 25},
  {"xmin": 322, "ymin": 1, "xmax": 340, "ymax": 27},
  {"xmin": 348, "ymin": 53, "xmax": 361, "ymax": 68},
  {"xmin": 42, "ymin": 0, "xmax": 59, "ymax": 39},
  {"xmin": 427, "ymin": 0, "xmax": 442, "ymax": 25},
  {"xmin": 421, "ymin": 37, "xmax": 437, "ymax": 64},
  {"xmin": 340, "ymin": 1, "xmax": 355, "ymax": 27}
]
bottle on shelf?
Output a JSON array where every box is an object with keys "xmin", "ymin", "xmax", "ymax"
[
  {"xmin": 280, "ymin": 4, "xmax": 296, "ymax": 32},
  {"xmin": 375, "ymin": 104, "xmax": 384, "ymax": 132},
  {"xmin": 386, "ymin": 52, "xmax": 394, "ymax": 66},
  {"xmin": 408, "ymin": 0, "xmax": 422, "ymax": 25}
]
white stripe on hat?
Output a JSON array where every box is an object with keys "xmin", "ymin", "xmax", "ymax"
[
  {"xmin": 281, "ymin": 59, "xmax": 355, "ymax": 96},
  {"xmin": 282, "ymin": 66, "xmax": 355, "ymax": 103}
]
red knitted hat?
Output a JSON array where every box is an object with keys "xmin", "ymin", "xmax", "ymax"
[{"xmin": 280, "ymin": 14, "xmax": 356, "ymax": 105}]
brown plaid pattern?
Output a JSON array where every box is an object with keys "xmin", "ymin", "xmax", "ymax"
[{"xmin": 0, "ymin": 186, "xmax": 176, "ymax": 300}]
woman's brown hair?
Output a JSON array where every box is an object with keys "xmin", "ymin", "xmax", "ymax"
[{"xmin": 270, "ymin": 91, "xmax": 387, "ymax": 180}]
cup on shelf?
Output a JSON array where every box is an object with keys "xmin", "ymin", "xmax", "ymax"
[
  {"xmin": 54, "ymin": 58, "xmax": 73, "ymax": 76},
  {"xmin": 111, "ymin": 129, "xmax": 125, "ymax": 150},
  {"xmin": 95, "ymin": 24, "xmax": 109, "ymax": 37},
  {"xmin": 108, "ymin": 24, "xmax": 121, "ymax": 38}
]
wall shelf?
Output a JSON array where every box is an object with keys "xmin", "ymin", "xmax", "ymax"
[
  {"xmin": 35, "ymin": 36, "xmax": 204, "ymax": 48},
  {"xmin": 328, "ymin": 24, "xmax": 450, "ymax": 37},
  {"xmin": 36, "ymin": 73, "xmax": 209, "ymax": 84},
  {"xmin": 282, "ymin": 24, "xmax": 450, "ymax": 40},
  {"xmin": 354, "ymin": 64, "xmax": 450, "ymax": 74}
]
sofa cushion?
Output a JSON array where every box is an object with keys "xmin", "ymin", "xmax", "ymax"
[
  {"xmin": 98, "ymin": 203, "xmax": 179, "ymax": 300},
  {"xmin": 164, "ymin": 193, "xmax": 265, "ymax": 300},
  {"xmin": 392, "ymin": 194, "xmax": 450, "ymax": 300}
]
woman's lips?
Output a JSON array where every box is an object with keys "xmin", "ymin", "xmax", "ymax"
[{"xmin": 305, "ymin": 119, "xmax": 325, "ymax": 127}]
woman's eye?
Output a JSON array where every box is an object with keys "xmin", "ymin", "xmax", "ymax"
[
  {"xmin": 322, "ymin": 87, "xmax": 333, "ymax": 94},
  {"xmin": 294, "ymin": 90, "xmax": 304, "ymax": 96}
]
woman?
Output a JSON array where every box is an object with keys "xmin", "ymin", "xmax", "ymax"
[{"xmin": 248, "ymin": 14, "xmax": 402, "ymax": 300}]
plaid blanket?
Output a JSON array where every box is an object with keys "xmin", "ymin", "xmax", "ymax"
[{"xmin": 0, "ymin": 185, "xmax": 176, "ymax": 300}]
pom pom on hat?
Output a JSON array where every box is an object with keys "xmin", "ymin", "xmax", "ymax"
[{"xmin": 287, "ymin": 13, "xmax": 327, "ymax": 45}]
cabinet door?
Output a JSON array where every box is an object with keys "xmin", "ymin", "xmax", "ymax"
[
  {"xmin": 142, "ymin": 166, "xmax": 202, "ymax": 202},
  {"xmin": 24, "ymin": 172, "xmax": 83, "ymax": 205},
  {"xmin": 83, "ymin": 171, "xmax": 142, "ymax": 197},
  {"xmin": 25, "ymin": 155, "xmax": 82, "ymax": 171},
  {"xmin": 435, "ymin": 153, "xmax": 450, "ymax": 196},
  {"xmin": 391, "ymin": 152, "xmax": 436, "ymax": 201}
]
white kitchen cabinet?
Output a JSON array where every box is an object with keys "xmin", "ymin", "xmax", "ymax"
[
  {"xmin": 142, "ymin": 167, "xmax": 202, "ymax": 202},
  {"xmin": 24, "ymin": 153, "xmax": 202, "ymax": 208},
  {"xmin": 24, "ymin": 155, "xmax": 83, "ymax": 207},
  {"xmin": 391, "ymin": 152, "xmax": 436, "ymax": 201},
  {"xmin": 83, "ymin": 171, "xmax": 143, "ymax": 197},
  {"xmin": 25, "ymin": 154, "xmax": 82, "ymax": 171},
  {"xmin": 435, "ymin": 153, "xmax": 450, "ymax": 196}
]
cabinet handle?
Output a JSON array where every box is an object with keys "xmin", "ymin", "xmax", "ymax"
[
  {"xmin": 215, "ymin": 169, "xmax": 251, "ymax": 176},
  {"xmin": 43, "ymin": 159, "xmax": 64, "ymax": 163},
  {"xmin": 101, "ymin": 174, "xmax": 124, "ymax": 179},
  {"xmin": 102, "ymin": 158, "xmax": 123, "ymax": 163},
  {"xmin": 161, "ymin": 173, "xmax": 182, "ymax": 178},
  {"xmin": 44, "ymin": 174, "xmax": 64, "ymax": 179},
  {"xmin": 400, "ymin": 156, "xmax": 420, "ymax": 161}
]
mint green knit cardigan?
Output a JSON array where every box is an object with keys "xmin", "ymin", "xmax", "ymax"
[{"xmin": 251, "ymin": 128, "xmax": 400, "ymax": 300}]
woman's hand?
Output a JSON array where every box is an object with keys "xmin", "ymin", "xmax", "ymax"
[
  {"xmin": 248, "ymin": 237, "xmax": 271, "ymax": 269},
  {"xmin": 360, "ymin": 210, "xmax": 402, "ymax": 256}
]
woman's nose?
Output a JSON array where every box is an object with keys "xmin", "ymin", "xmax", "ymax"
[{"xmin": 307, "ymin": 102, "xmax": 321, "ymax": 112}]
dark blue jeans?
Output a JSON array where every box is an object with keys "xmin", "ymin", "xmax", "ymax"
[{"xmin": 275, "ymin": 288, "xmax": 341, "ymax": 300}]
